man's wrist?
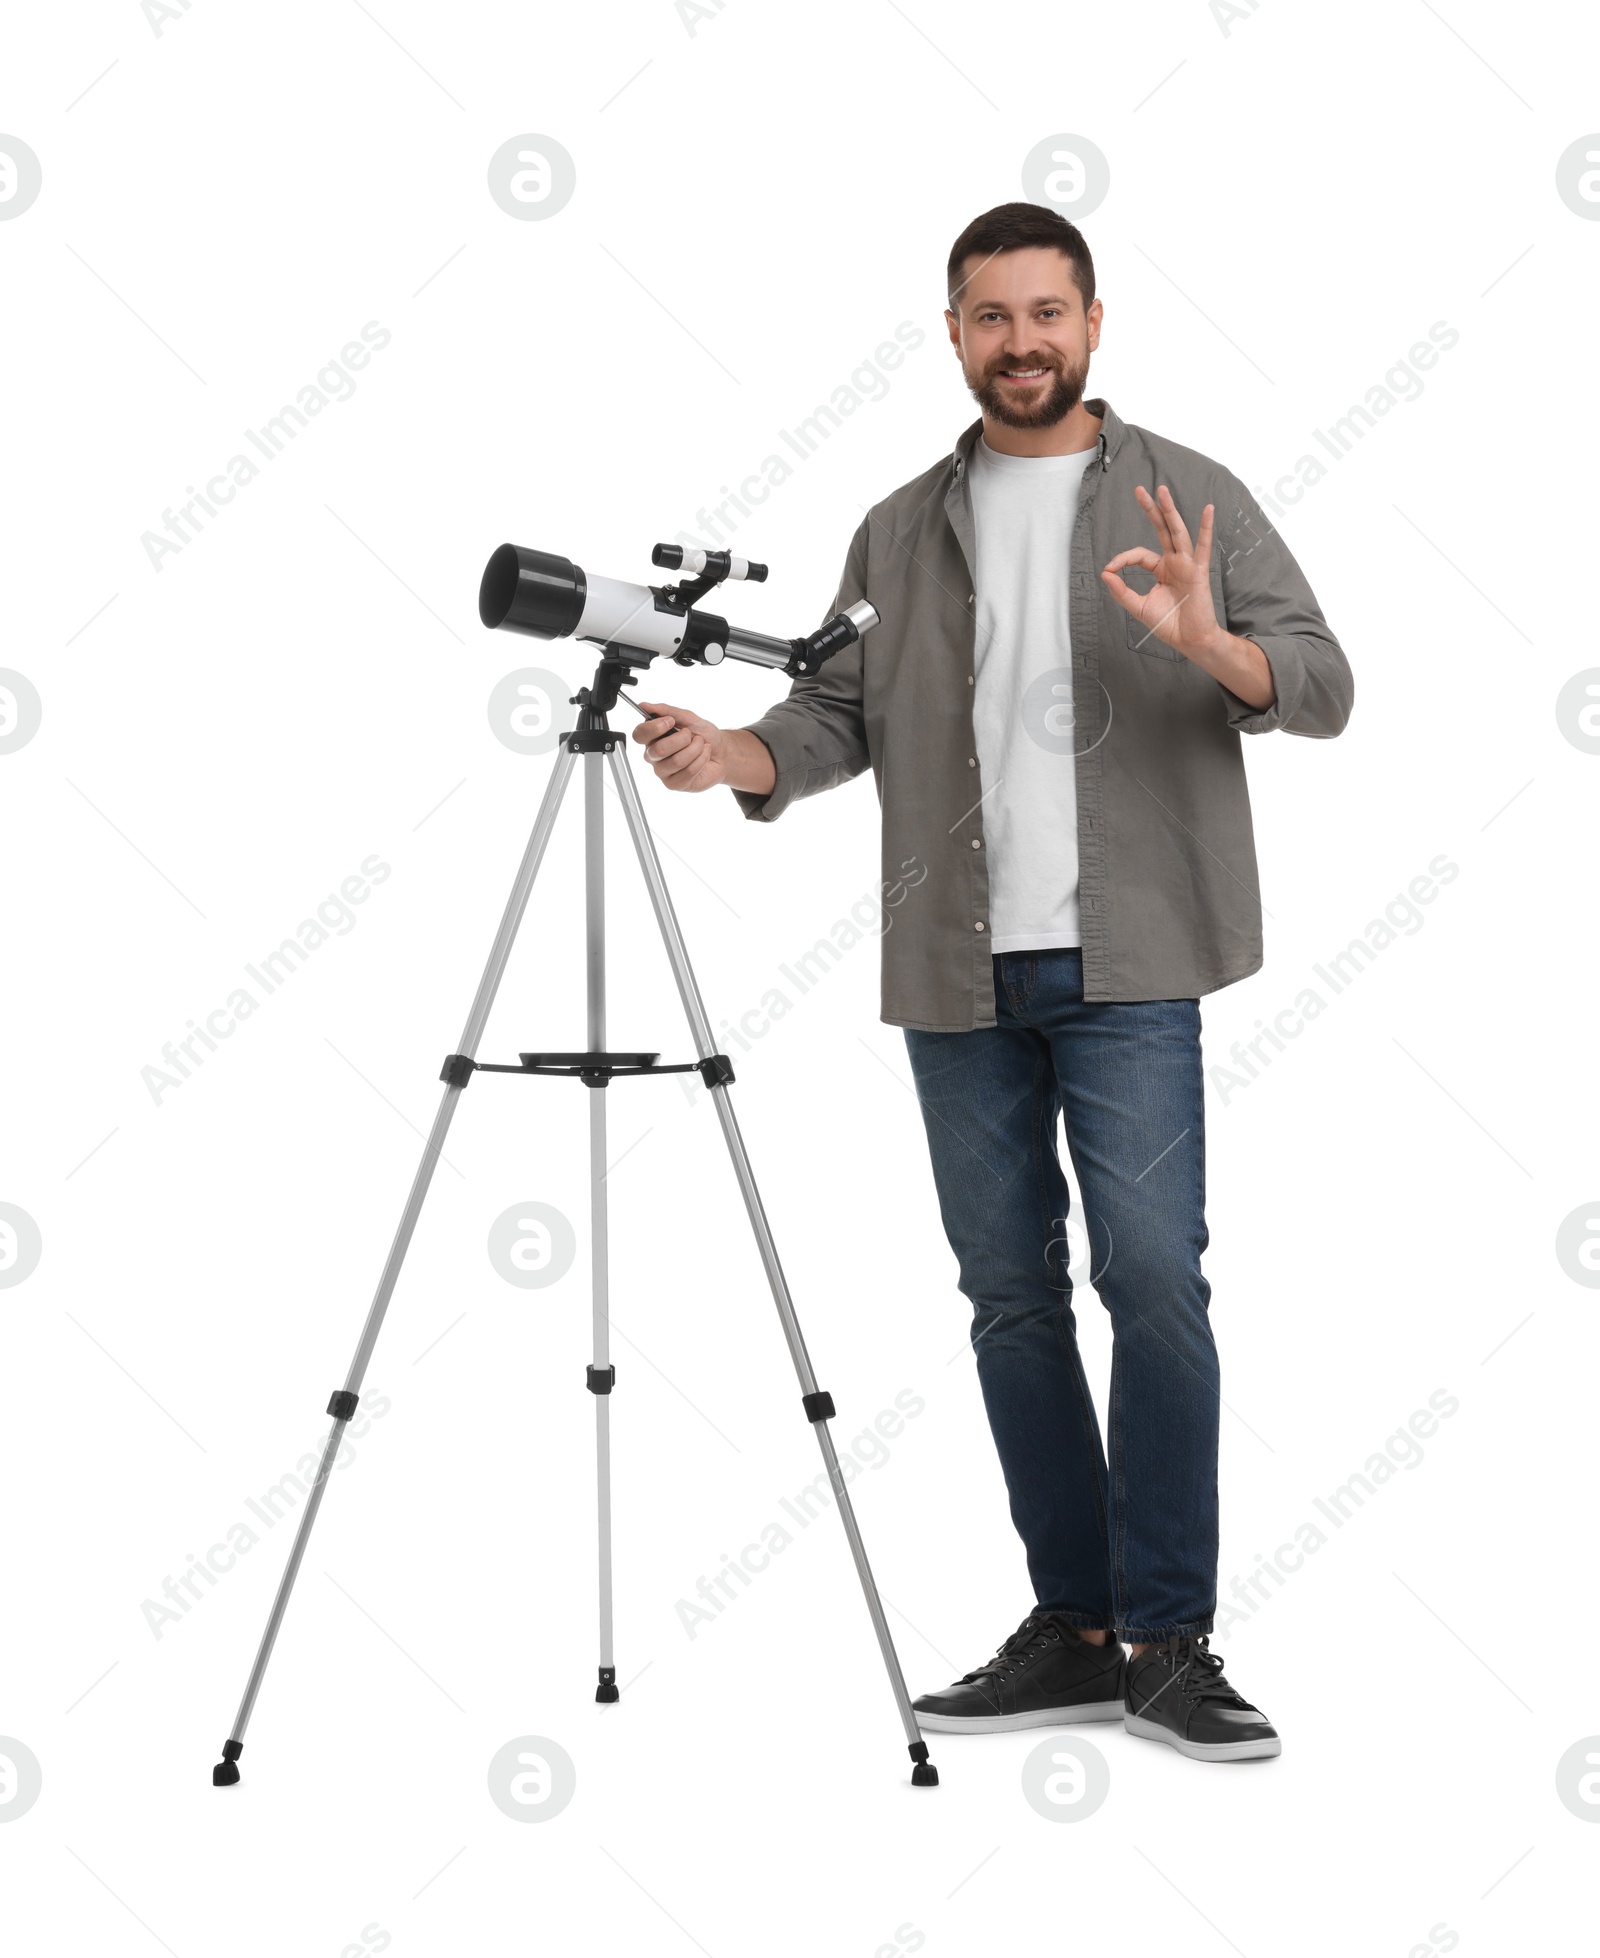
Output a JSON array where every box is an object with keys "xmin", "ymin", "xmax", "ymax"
[
  {"xmin": 1192, "ymin": 627, "xmax": 1276, "ymax": 710},
  {"xmin": 721, "ymin": 727, "xmax": 777, "ymax": 797},
  {"xmin": 1191, "ymin": 623, "xmax": 1245, "ymax": 665}
]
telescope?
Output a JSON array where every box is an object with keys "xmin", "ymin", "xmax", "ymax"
[
  {"xmin": 478, "ymin": 540, "xmax": 878, "ymax": 679},
  {"xmin": 207, "ymin": 527, "xmax": 942, "ymax": 1799}
]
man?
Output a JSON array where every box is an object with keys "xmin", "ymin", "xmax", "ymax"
[{"xmin": 631, "ymin": 202, "xmax": 1352, "ymax": 1763}]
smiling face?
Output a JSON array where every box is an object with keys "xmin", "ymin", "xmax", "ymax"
[{"xmin": 946, "ymin": 245, "xmax": 1103, "ymax": 430}]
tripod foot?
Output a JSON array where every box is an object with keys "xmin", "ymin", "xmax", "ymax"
[
  {"xmin": 212, "ymin": 1739, "xmax": 243, "ymax": 1787},
  {"xmin": 909, "ymin": 1741, "xmax": 938, "ymax": 1787},
  {"xmin": 595, "ymin": 1666, "xmax": 619, "ymax": 1704}
]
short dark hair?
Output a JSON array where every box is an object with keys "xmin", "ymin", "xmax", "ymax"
[{"xmin": 946, "ymin": 202, "xmax": 1095, "ymax": 311}]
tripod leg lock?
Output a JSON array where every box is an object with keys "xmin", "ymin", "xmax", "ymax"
[
  {"xmin": 586, "ymin": 1365, "xmax": 616, "ymax": 1395},
  {"xmin": 801, "ymin": 1390, "xmax": 835, "ymax": 1423},
  {"xmin": 696, "ymin": 1052, "xmax": 736, "ymax": 1089},
  {"xmin": 327, "ymin": 1390, "xmax": 360, "ymax": 1421},
  {"xmin": 440, "ymin": 1053, "xmax": 476, "ymax": 1087}
]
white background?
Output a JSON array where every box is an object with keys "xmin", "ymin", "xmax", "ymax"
[{"xmin": 3, "ymin": 1, "xmax": 1597, "ymax": 1952}]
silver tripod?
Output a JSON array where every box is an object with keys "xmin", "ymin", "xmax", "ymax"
[{"xmin": 211, "ymin": 663, "xmax": 938, "ymax": 1790}]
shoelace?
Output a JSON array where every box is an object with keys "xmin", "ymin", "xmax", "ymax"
[
  {"xmin": 1167, "ymin": 1637, "xmax": 1250, "ymax": 1708},
  {"xmin": 963, "ymin": 1612, "xmax": 1065, "ymax": 1683}
]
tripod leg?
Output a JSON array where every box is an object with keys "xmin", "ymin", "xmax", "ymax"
[
  {"xmin": 606, "ymin": 747, "xmax": 938, "ymax": 1787},
  {"xmin": 584, "ymin": 755, "xmax": 619, "ymax": 1703},
  {"xmin": 212, "ymin": 743, "xmax": 581, "ymax": 1786}
]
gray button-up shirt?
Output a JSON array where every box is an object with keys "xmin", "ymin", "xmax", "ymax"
[{"xmin": 732, "ymin": 401, "xmax": 1353, "ymax": 1030}]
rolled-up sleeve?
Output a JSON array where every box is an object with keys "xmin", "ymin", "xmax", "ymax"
[
  {"xmin": 730, "ymin": 518, "xmax": 874, "ymax": 822},
  {"xmin": 1213, "ymin": 474, "xmax": 1354, "ymax": 739}
]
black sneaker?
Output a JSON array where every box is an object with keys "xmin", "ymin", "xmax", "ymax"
[
  {"xmin": 1123, "ymin": 1634, "xmax": 1280, "ymax": 1760},
  {"xmin": 912, "ymin": 1611, "xmax": 1125, "ymax": 1734}
]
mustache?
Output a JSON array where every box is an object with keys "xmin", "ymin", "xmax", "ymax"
[{"xmin": 986, "ymin": 352, "xmax": 1062, "ymax": 378}]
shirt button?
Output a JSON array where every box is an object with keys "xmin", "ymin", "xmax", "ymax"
[
  {"xmin": 970, "ymin": 838, "xmax": 981, "ymax": 849},
  {"xmin": 967, "ymin": 674, "xmax": 975, "ymax": 686},
  {"xmin": 967, "ymin": 594, "xmax": 974, "ymax": 606},
  {"xmin": 967, "ymin": 756, "xmax": 977, "ymax": 768},
  {"xmin": 974, "ymin": 921, "xmax": 986, "ymax": 932}
]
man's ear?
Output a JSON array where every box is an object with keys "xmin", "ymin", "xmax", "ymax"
[
  {"xmin": 1086, "ymin": 296, "xmax": 1103, "ymax": 353},
  {"xmin": 944, "ymin": 307, "xmax": 961, "ymax": 352}
]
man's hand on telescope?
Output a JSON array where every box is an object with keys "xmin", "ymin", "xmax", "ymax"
[
  {"xmin": 632, "ymin": 703, "xmax": 722, "ymax": 792},
  {"xmin": 632, "ymin": 703, "xmax": 778, "ymax": 798}
]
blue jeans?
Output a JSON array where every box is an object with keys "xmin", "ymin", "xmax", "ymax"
[{"xmin": 903, "ymin": 949, "xmax": 1218, "ymax": 1641}]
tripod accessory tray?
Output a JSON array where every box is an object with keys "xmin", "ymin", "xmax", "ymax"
[{"xmin": 440, "ymin": 1049, "xmax": 736, "ymax": 1089}]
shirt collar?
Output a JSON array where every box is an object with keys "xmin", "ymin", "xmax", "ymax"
[{"xmin": 951, "ymin": 398, "xmax": 1122, "ymax": 479}]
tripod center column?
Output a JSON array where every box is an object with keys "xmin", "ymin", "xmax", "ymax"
[{"xmin": 584, "ymin": 748, "xmax": 617, "ymax": 1686}]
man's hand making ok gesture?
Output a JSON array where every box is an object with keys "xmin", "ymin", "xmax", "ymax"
[{"xmin": 1100, "ymin": 483, "xmax": 1277, "ymax": 711}]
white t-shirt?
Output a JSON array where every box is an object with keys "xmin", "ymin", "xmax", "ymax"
[{"xmin": 968, "ymin": 434, "xmax": 1097, "ymax": 954}]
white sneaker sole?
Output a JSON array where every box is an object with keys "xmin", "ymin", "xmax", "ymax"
[
  {"xmin": 915, "ymin": 1699, "xmax": 1125, "ymax": 1734},
  {"xmin": 1123, "ymin": 1712, "xmax": 1282, "ymax": 1760}
]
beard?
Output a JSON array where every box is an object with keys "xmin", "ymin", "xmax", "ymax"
[{"xmin": 970, "ymin": 348, "xmax": 1090, "ymax": 429}]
